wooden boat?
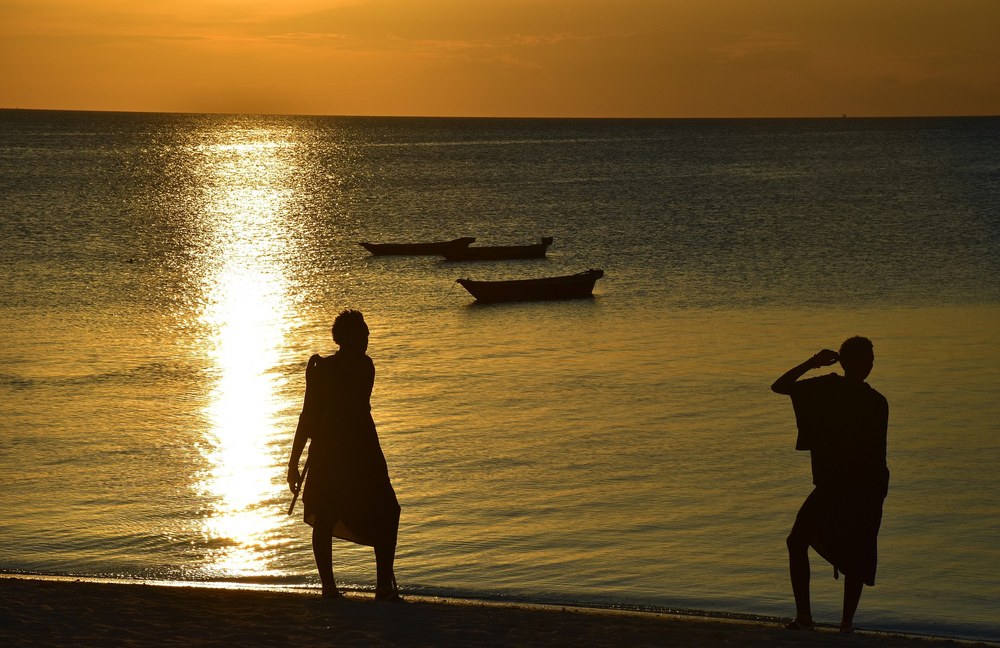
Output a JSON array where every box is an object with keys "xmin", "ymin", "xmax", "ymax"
[
  {"xmin": 360, "ymin": 237, "xmax": 475, "ymax": 256},
  {"xmin": 456, "ymin": 269, "xmax": 604, "ymax": 303},
  {"xmin": 441, "ymin": 237, "xmax": 553, "ymax": 261}
]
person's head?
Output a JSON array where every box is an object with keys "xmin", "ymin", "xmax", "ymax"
[
  {"xmin": 331, "ymin": 309, "xmax": 369, "ymax": 353},
  {"xmin": 839, "ymin": 336, "xmax": 874, "ymax": 381}
]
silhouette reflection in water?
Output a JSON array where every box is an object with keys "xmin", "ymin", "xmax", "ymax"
[
  {"xmin": 287, "ymin": 310, "xmax": 402, "ymax": 601},
  {"xmin": 771, "ymin": 336, "xmax": 889, "ymax": 634}
]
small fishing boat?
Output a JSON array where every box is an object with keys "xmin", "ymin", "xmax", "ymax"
[
  {"xmin": 456, "ymin": 269, "xmax": 604, "ymax": 303},
  {"xmin": 360, "ymin": 237, "xmax": 475, "ymax": 256},
  {"xmin": 441, "ymin": 237, "xmax": 553, "ymax": 261}
]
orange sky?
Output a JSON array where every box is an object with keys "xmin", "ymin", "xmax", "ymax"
[{"xmin": 2, "ymin": 0, "xmax": 998, "ymax": 118}]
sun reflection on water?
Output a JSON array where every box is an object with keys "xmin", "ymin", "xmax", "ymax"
[{"xmin": 192, "ymin": 127, "xmax": 298, "ymax": 579}]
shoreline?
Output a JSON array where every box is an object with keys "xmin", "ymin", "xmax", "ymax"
[{"xmin": 2, "ymin": 575, "xmax": 994, "ymax": 647}]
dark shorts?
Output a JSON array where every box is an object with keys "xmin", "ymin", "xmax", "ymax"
[{"xmin": 789, "ymin": 487, "xmax": 884, "ymax": 586}]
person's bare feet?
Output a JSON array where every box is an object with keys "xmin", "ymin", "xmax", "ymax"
[
  {"xmin": 374, "ymin": 586, "xmax": 404, "ymax": 603},
  {"xmin": 785, "ymin": 618, "xmax": 815, "ymax": 631}
]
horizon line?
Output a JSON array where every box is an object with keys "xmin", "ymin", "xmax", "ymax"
[{"xmin": 3, "ymin": 107, "xmax": 999, "ymax": 121}]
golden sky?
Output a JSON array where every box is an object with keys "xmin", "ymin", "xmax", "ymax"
[{"xmin": 2, "ymin": 0, "xmax": 998, "ymax": 118}]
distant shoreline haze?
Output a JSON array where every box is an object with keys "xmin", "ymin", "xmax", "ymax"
[{"xmin": 3, "ymin": 107, "xmax": 1000, "ymax": 120}]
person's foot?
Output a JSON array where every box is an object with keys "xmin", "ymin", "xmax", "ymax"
[
  {"xmin": 840, "ymin": 622, "xmax": 854, "ymax": 634},
  {"xmin": 322, "ymin": 587, "xmax": 344, "ymax": 600},
  {"xmin": 784, "ymin": 618, "xmax": 816, "ymax": 631},
  {"xmin": 375, "ymin": 591, "xmax": 405, "ymax": 602},
  {"xmin": 374, "ymin": 582, "xmax": 404, "ymax": 603}
]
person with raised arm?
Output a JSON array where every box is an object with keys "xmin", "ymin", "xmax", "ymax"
[{"xmin": 771, "ymin": 336, "xmax": 889, "ymax": 633}]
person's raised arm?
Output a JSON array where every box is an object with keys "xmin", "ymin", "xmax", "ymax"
[{"xmin": 771, "ymin": 349, "xmax": 839, "ymax": 394}]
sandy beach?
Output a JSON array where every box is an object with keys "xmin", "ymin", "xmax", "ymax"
[{"xmin": 1, "ymin": 576, "xmax": 991, "ymax": 648}]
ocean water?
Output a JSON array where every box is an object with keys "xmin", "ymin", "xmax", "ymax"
[{"xmin": 1, "ymin": 110, "xmax": 998, "ymax": 641}]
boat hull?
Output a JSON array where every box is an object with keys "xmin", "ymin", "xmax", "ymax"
[
  {"xmin": 360, "ymin": 237, "xmax": 475, "ymax": 256},
  {"xmin": 441, "ymin": 237, "xmax": 553, "ymax": 261},
  {"xmin": 456, "ymin": 269, "xmax": 604, "ymax": 303}
]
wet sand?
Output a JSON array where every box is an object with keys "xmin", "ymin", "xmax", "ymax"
[{"xmin": 1, "ymin": 576, "xmax": 991, "ymax": 647}]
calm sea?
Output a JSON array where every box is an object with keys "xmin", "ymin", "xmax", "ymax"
[{"xmin": 1, "ymin": 110, "xmax": 998, "ymax": 641}]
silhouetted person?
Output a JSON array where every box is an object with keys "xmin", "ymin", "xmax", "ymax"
[
  {"xmin": 771, "ymin": 336, "xmax": 889, "ymax": 633},
  {"xmin": 287, "ymin": 310, "xmax": 402, "ymax": 601}
]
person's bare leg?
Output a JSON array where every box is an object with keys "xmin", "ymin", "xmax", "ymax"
[
  {"xmin": 786, "ymin": 534, "xmax": 813, "ymax": 628},
  {"xmin": 312, "ymin": 525, "xmax": 341, "ymax": 598},
  {"xmin": 374, "ymin": 544, "xmax": 398, "ymax": 600},
  {"xmin": 841, "ymin": 575, "xmax": 864, "ymax": 633}
]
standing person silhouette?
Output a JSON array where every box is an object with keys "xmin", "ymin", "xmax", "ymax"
[
  {"xmin": 287, "ymin": 310, "xmax": 402, "ymax": 601},
  {"xmin": 771, "ymin": 336, "xmax": 889, "ymax": 633}
]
